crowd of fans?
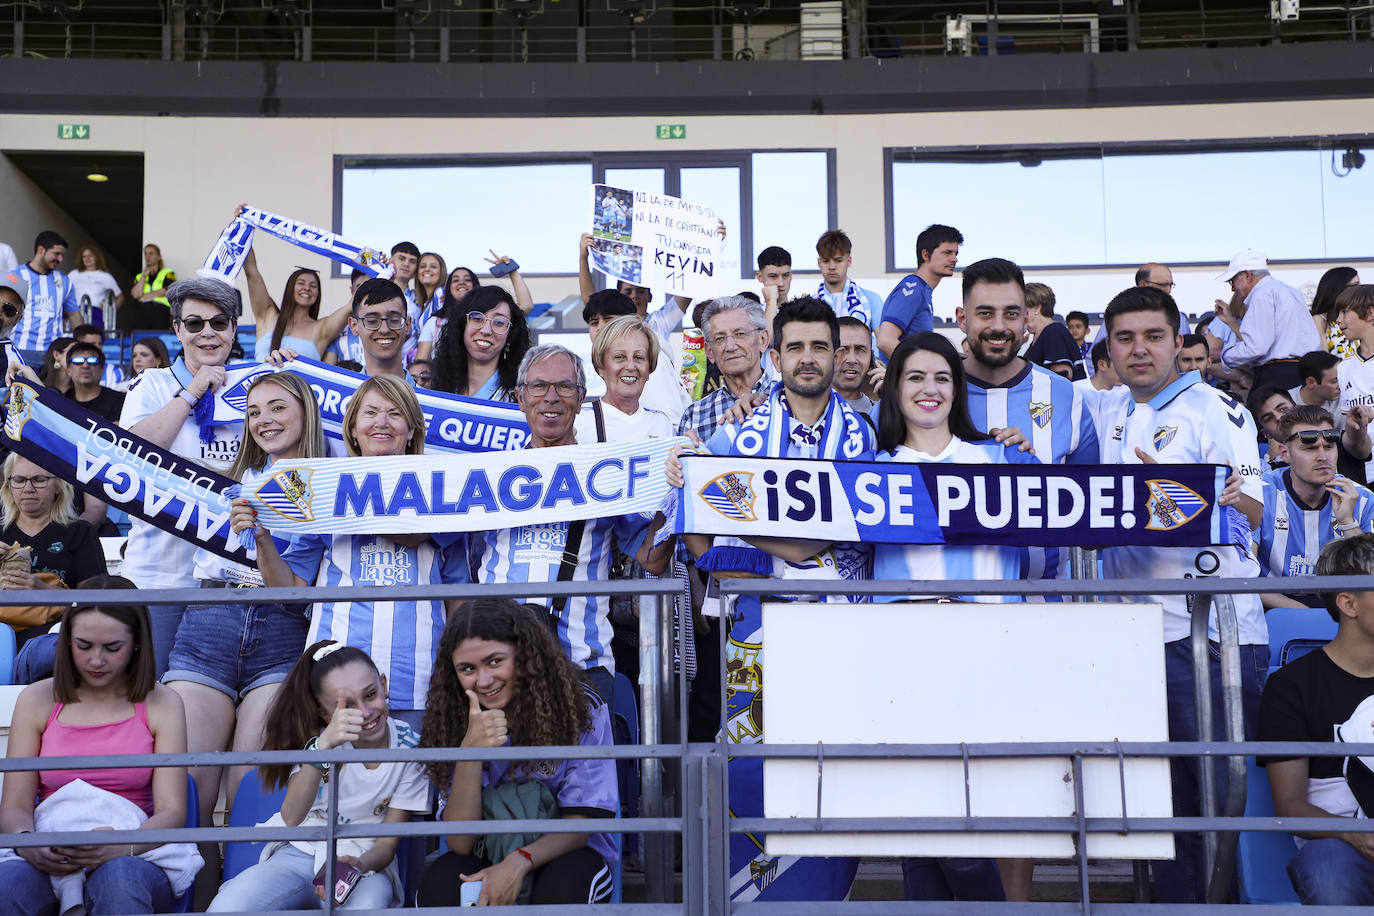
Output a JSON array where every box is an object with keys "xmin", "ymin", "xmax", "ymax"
[{"xmin": 0, "ymin": 217, "xmax": 1373, "ymax": 910}]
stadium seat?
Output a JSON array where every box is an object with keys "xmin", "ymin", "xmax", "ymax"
[
  {"xmin": 221, "ymin": 770, "xmax": 288, "ymax": 882},
  {"xmin": 1236, "ymin": 756, "xmax": 1300, "ymax": 905},
  {"xmin": 1266, "ymin": 605, "xmax": 1337, "ymax": 672},
  {"xmin": 172, "ymin": 774, "xmax": 200, "ymax": 913},
  {"xmin": 0, "ymin": 624, "xmax": 15, "ymax": 686},
  {"xmin": 611, "ymin": 672, "xmax": 640, "ymax": 864}
]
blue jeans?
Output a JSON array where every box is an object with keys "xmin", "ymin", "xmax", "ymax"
[
  {"xmin": 148, "ymin": 603, "xmax": 184, "ymax": 680},
  {"xmin": 901, "ymin": 857, "xmax": 1005, "ymax": 901},
  {"xmin": 14, "ymin": 634, "xmax": 58, "ymax": 684},
  {"xmin": 0, "ymin": 855, "xmax": 174, "ymax": 916},
  {"xmin": 1288, "ymin": 837, "xmax": 1374, "ymax": 905},
  {"xmin": 208, "ymin": 843, "xmax": 394, "ymax": 910},
  {"xmin": 163, "ymin": 599, "xmax": 310, "ymax": 698},
  {"xmin": 1153, "ymin": 637, "xmax": 1268, "ymax": 903}
]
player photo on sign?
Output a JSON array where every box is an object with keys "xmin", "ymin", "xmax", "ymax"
[{"xmin": 587, "ymin": 183, "xmax": 723, "ymax": 300}]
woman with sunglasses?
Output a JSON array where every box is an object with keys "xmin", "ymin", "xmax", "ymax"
[
  {"xmin": 431, "ymin": 286, "xmax": 531, "ymax": 402},
  {"xmin": 118, "ymin": 278, "xmax": 244, "ymax": 679}
]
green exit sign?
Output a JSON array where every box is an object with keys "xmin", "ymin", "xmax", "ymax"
[
  {"xmin": 656, "ymin": 124, "xmax": 686, "ymax": 140},
  {"xmin": 57, "ymin": 123, "xmax": 90, "ymax": 140}
]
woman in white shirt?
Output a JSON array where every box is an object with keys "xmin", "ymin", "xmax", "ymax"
[{"xmin": 69, "ymin": 247, "xmax": 123, "ymax": 328}]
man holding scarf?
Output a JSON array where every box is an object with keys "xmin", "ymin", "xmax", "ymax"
[{"xmin": 119, "ymin": 277, "xmax": 243, "ymax": 676}]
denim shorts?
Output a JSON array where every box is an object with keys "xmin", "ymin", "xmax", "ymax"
[{"xmin": 163, "ymin": 598, "xmax": 311, "ymax": 699}]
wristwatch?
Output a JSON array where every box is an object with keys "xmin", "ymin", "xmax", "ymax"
[{"xmin": 304, "ymin": 735, "xmax": 331, "ymax": 772}]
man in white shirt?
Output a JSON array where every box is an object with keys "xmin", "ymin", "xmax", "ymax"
[
  {"xmin": 1213, "ymin": 249, "xmax": 1322, "ymax": 391},
  {"xmin": 1096, "ymin": 285, "xmax": 1265, "ymax": 904}
]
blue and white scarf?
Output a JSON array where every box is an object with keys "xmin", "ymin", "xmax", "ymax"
[
  {"xmin": 818, "ymin": 278, "xmax": 870, "ymax": 327},
  {"xmin": 169, "ymin": 357, "xmax": 219, "ymax": 445},
  {"xmin": 199, "ymin": 206, "xmax": 395, "ymax": 283},
  {"xmin": 725, "ymin": 382, "xmax": 872, "ymax": 461}
]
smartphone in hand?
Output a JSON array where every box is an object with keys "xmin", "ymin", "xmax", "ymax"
[{"xmin": 313, "ymin": 859, "xmax": 364, "ymax": 904}]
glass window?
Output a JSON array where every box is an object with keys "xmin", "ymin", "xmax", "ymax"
[
  {"xmin": 680, "ymin": 166, "xmax": 742, "ymax": 280},
  {"xmin": 340, "ymin": 162, "xmax": 593, "ymax": 274},
  {"xmin": 752, "ymin": 152, "xmax": 831, "ymax": 270},
  {"xmin": 604, "ymin": 168, "xmax": 666, "ymax": 195},
  {"xmin": 890, "ymin": 144, "xmax": 1374, "ymax": 269}
]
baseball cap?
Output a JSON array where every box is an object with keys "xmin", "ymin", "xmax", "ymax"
[
  {"xmin": 0, "ymin": 269, "xmax": 28, "ymax": 307},
  {"xmin": 1216, "ymin": 249, "xmax": 1268, "ymax": 283}
]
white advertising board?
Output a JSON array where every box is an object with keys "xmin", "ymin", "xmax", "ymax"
[{"xmin": 762, "ymin": 601, "xmax": 1175, "ymax": 859}]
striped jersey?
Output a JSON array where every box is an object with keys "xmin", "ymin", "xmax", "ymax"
[
  {"xmin": 478, "ymin": 513, "xmax": 651, "ymax": 673},
  {"xmin": 283, "ymin": 531, "xmax": 469, "ymax": 710},
  {"xmin": 872, "ymin": 438, "xmax": 1037, "ymax": 602},
  {"xmin": 1097, "ymin": 371, "xmax": 1267, "ymax": 645},
  {"xmin": 966, "ymin": 361, "xmax": 1099, "ymax": 582},
  {"xmin": 11, "ymin": 265, "xmax": 77, "ymax": 352},
  {"xmin": 1258, "ymin": 467, "xmax": 1374, "ymax": 579}
]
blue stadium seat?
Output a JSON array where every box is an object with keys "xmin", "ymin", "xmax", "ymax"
[
  {"xmin": 172, "ymin": 774, "xmax": 200, "ymax": 913},
  {"xmin": 611, "ymin": 671, "xmax": 639, "ymax": 866},
  {"xmin": 1236, "ymin": 756, "xmax": 1301, "ymax": 905},
  {"xmin": 0, "ymin": 623, "xmax": 15, "ymax": 685},
  {"xmin": 222, "ymin": 770, "xmax": 288, "ymax": 882},
  {"xmin": 1266, "ymin": 605, "xmax": 1338, "ymax": 672}
]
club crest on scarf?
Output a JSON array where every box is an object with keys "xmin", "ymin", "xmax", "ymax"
[
  {"xmin": 700, "ymin": 472, "xmax": 757, "ymax": 522},
  {"xmin": 1145, "ymin": 479, "xmax": 1207, "ymax": 531},
  {"xmin": 254, "ymin": 467, "xmax": 316, "ymax": 523},
  {"xmin": 1153, "ymin": 425, "xmax": 1178, "ymax": 451},
  {"xmin": 4, "ymin": 384, "xmax": 35, "ymax": 441}
]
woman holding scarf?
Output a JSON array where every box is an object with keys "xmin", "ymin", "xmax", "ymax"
[{"xmin": 118, "ymin": 278, "xmax": 243, "ymax": 679}]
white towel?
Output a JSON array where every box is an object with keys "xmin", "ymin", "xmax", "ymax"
[{"xmin": 0, "ymin": 779, "xmax": 203, "ymax": 914}]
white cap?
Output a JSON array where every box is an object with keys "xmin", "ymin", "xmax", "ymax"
[{"xmin": 1215, "ymin": 249, "xmax": 1268, "ymax": 282}]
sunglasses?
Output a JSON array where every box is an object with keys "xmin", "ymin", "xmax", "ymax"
[
  {"xmin": 67, "ymin": 355, "xmax": 101, "ymax": 366},
  {"xmin": 1283, "ymin": 429, "xmax": 1340, "ymax": 446},
  {"xmin": 177, "ymin": 315, "xmax": 234, "ymax": 333},
  {"xmin": 0, "ymin": 303, "xmax": 18, "ymax": 319}
]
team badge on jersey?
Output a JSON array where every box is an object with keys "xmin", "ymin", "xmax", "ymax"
[
  {"xmin": 255, "ymin": 467, "xmax": 315, "ymax": 522},
  {"xmin": 1153, "ymin": 425, "xmax": 1178, "ymax": 451},
  {"xmin": 1144, "ymin": 479, "xmax": 1207, "ymax": 530},
  {"xmin": 1029, "ymin": 402, "xmax": 1053, "ymax": 429},
  {"xmin": 700, "ymin": 472, "xmax": 757, "ymax": 522}
]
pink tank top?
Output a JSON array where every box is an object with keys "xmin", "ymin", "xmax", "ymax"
[{"xmin": 38, "ymin": 702, "xmax": 156, "ymax": 816}]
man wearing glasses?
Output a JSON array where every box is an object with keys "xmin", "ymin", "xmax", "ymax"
[
  {"xmin": 1257, "ymin": 405, "xmax": 1374, "ymax": 611},
  {"xmin": 676, "ymin": 296, "xmax": 775, "ymax": 443},
  {"xmin": 473, "ymin": 343, "xmax": 672, "ymax": 702},
  {"xmin": 347, "ymin": 278, "xmax": 414, "ymax": 384},
  {"xmin": 1213, "ymin": 248, "xmax": 1321, "ymax": 391}
]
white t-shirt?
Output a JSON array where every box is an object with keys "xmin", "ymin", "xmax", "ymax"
[
  {"xmin": 574, "ymin": 398, "xmax": 674, "ymax": 443},
  {"xmin": 69, "ymin": 269, "xmax": 121, "ymax": 316},
  {"xmin": 1338, "ymin": 350, "xmax": 1374, "ymax": 477},
  {"xmin": 1096, "ymin": 372, "xmax": 1267, "ymax": 645},
  {"xmin": 117, "ymin": 367, "xmax": 241, "ymax": 589},
  {"xmin": 641, "ymin": 349, "xmax": 691, "ymax": 427},
  {"xmin": 0, "ymin": 243, "xmax": 17, "ymax": 272}
]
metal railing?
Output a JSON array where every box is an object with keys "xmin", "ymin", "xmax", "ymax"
[
  {"xmin": 0, "ymin": 573, "xmax": 1367, "ymax": 911},
  {"xmin": 3, "ymin": 1, "xmax": 1370, "ymax": 63}
]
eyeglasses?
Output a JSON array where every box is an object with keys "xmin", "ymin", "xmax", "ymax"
[
  {"xmin": 9, "ymin": 475, "xmax": 53, "ymax": 490},
  {"xmin": 708, "ymin": 328, "xmax": 762, "ymax": 348},
  {"xmin": 67, "ymin": 355, "xmax": 101, "ymax": 366},
  {"xmin": 413, "ymin": 372, "xmax": 432, "ymax": 382},
  {"xmin": 177, "ymin": 315, "xmax": 234, "ymax": 333},
  {"xmin": 1147, "ymin": 280, "xmax": 1176, "ymax": 291},
  {"xmin": 356, "ymin": 314, "xmax": 409, "ymax": 331},
  {"xmin": 1283, "ymin": 429, "xmax": 1341, "ymax": 446},
  {"xmin": 0, "ymin": 303, "xmax": 18, "ymax": 319},
  {"xmin": 520, "ymin": 380, "xmax": 582, "ymax": 398},
  {"xmin": 467, "ymin": 311, "xmax": 512, "ymax": 333}
]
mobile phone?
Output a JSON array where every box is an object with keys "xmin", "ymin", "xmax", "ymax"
[
  {"xmin": 313, "ymin": 860, "xmax": 363, "ymax": 904},
  {"xmin": 489, "ymin": 259, "xmax": 519, "ymax": 278},
  {"xmin": 460, "ymin": 880, "xmax": 482, "ymax": 906}
]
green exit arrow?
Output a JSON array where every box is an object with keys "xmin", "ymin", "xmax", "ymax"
[
  {"xmin": 74, "ymin": 125, "xmax": 88, "ymax": 139},
  {"xmin": 57, "ymin": 123, "xmax": 91, "ymax": 140},
  {"xmin": 656, "ymin": 123, "xmax": 686, "ymax": 140}
]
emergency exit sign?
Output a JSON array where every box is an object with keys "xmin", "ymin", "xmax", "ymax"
[
  {"xmin": 656, "ymin": 124, "xmax": 686, "ymax": 140},
  {"xmin": 57, "ymin": 124, "xmax": 90, "ymax": 140}
]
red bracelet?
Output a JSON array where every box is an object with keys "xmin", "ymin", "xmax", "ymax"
[{"xmin": 515, "ymin": 847, "xmax": 533, "ymax": 865}]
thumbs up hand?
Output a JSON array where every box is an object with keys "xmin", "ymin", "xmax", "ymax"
[
  {"xmin": 319, "ymin": 692, "xmax": 364, "ymax": 750},
  {"xmin": 461, "ymin": 689, "xmax": 509, "ymax": 749}
]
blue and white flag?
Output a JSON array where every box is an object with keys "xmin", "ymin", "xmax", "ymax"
[
  {"xmin": 234, "ymin": 438, "xmax": 689, "ymax": 536},
  {"xmin": 199, "ymin": 206, "xmax": 394, "ymax": 283},
  {"xmin": 675, "ymin": 455, "xmax": 1240, "ymax": 548},
  {"xmin": 215, "ymin": 358, "xmax": 533, "ymax": 454},
  {"xmin": 1, "ymin": 381, "xmax": 251, "ymax": 565}
]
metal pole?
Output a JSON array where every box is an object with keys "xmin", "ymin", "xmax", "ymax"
[
  {"xmin": 639, "ymin": 588, "xmax": 671, "ymax": 902},
  {"xmin": 1208, "ymin": 592, "xmax": 1247, "ymax": 904},
  {"xmin": 1190, "ymin": 591, "xmax": 1218, "ymax": 885},
  {"xmin": 302, "ymin": 25, "xmax": 312, "ymax": 63}
]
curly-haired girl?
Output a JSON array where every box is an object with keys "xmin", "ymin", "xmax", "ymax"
[
  {"xmin": 207, "ymin": 640, "xmax": 431, "ymax": 911},
  {"xmin": 417, "ymin": 598, "xmax": 617, "ymax": 907}
]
